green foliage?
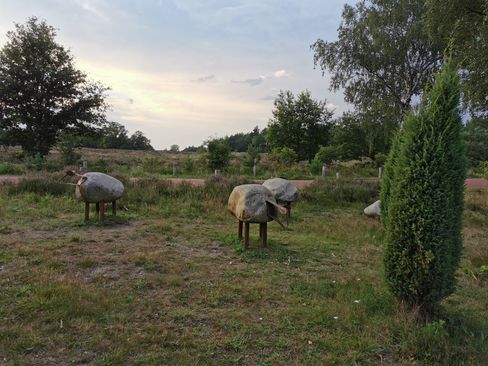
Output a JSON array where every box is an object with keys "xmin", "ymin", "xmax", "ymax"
[
  {"xmin": 57, "ymin": 132, "xmax": 81, "ymax": 165},
  {"xmin": 244, "ymin": 141, "xmax": 261, "ymax": 167},
  {"xmin": 180, "ymin": 156, "xmax": 195, "ymax": 173},
  {"xmin": 266, "ymin": 90, "xmax": 333, "ymax": 161},
  {"xmin": 0, "ymin": 17, "xmax": 108, "ymax": 157},
  {"xmin": 207, "ymin": 139, "xmax": 231, "ymax": 171},
  {"xmin": 224, "ymin": 126, "xmax": 267, "ymax": 152},
  {"xmin": 24, "ymin": 153, "xmax": 46, "ymax": 171},
  {"xmin": 463, "ymin": 120, "xmax": 488, "ymax": 166},
  {"xmin": 309, "ymin": 158, "xmax": 323, "ymax": 175},
  {"xmin": 374, "ymin": 152, "xmax": 387, "ymax": 168},
  {"xmin": 382, "ymin": 61, "xmax": 467, "ymax": 309},
  {"xmin": 425, "ymin": 0, "xmax": 488, "ymax": 113},
  {"xmin": 312, "ymin": 0, "xmax": 445, "ymax": 136},
  {"xmin": 270, "ymin": 147, "xmax": 298, "ymax": 166},
  {"xmin": 0, "ymin": 162, "xmax": 23, "ymax": 175},
  {"xmin": 8, "ymin": 176, "xmax": 70, "ymax": 196},
  {"xmin": 141, "ymin": 157, "xmax": 164, "ymax": 174},
  {"xmin": 314, "ymin": 145, "xmax": 342, "ymax": 164},
  {"xmin": 301, "ymin": 179, "xmax": 380, "ymax": 207}
]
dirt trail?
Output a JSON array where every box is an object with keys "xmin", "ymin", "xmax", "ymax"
[{"xmin": 1, "ymin": 175, "xmax": 487, "ymax": 189}]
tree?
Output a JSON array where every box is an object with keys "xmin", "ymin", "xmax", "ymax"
[
  {"xmin": 169, "ymin": 144, "xmax": 180, "ymax": 152},
  {"xmin": 100, "ymin": 121, "xmax": 130, "ymax": 149},
  {"xmin": 425, "ymin": 0, "xmax": 488, "ymax": 114},
  {"xmin": 207, "ymin": 138, "xmax": 231, "ymax": 171},
  {"xmin": 312, "ymin": 0, "xmax": 445, "ymax": 139},
  {"xmin": 129, "ymin": 131, "xmax": 153, "ymax": 150},
  {"xmin": 266, "ymin": 90, "xmax": 333, "ymax": 161},
  {"xmin": 381, "ymin": 61, "xmax": 467, "ymax": 310},
  {"xmin": 463, "ymin": 119, "xmax": 488, "ymax": 166},
  {"xmin": 0, "ymin": 17, "xmax": 108, "ymax": 157}
]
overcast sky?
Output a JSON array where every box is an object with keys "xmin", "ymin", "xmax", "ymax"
[{"xmin": 0, "ymin": 0, "xmax": 349, "ymax": 150}]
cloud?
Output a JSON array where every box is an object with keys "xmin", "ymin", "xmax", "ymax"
[
  {"xmin": 232, "ymin": 69, "xmax": 289, "ymax": 87},
  {"xmin": 273, "ymin": 69, "xmax": 289, "ymax": 78},
  {"xmin": 232, "ymin": 75, "xmax": 266, "ymax": 86},
  {"xmin": 72, "ymin": 0, "xmax": 111, "ymax": 22},
  {"xmin": 192, "ymin": 74, "xmax": 216, "ymax": 83}
]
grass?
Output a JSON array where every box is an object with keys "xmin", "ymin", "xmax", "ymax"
[{"xmin": 0, "ymin": 175, "xmax": 486, "ymax": 365}]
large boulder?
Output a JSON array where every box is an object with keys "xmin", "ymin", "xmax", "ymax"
[
  {"xmin": 228, "ymin": 184, "xmax": 278, "ymax": 223},
  {"xmin": 262, "ymin": 177, "xmax": 299, "ymax": 203},
  {"xmin": 364, "ymin": 200, "xmax": 381, "ymax": 217},
  {"xmin": 75, "ymin": 172, "xmax": 124, "ymax": 203}
]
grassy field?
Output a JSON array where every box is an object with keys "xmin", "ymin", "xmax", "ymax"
[{"xmin": 0, "ymin": 175, "xmax": 487, "ymax": 365}]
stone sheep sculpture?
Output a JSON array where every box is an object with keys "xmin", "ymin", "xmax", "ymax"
[
  {"xmin": 66, "ymin": 171, "xmax": 124, "ymax": 222},
  {"xmin": 228, "ymin": 184, "xmax": 287, "ymax": 249},
  {"xmin": 262, "ymin": 177, "xmax": 299, "ymax": 223}
]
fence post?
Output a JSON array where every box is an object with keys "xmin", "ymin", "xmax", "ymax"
[
  {"xmin": 321, "ymin": 163, "xmax": 327, "ymax": 177},
  {"xmin": 336, "ymin": 172, "xmax": 340, "ymax": 180},
  {"xmin": 173, "ymin": 162, "xmax": 178, "ymax": 176},
  {"xmin": 214, "ymin": 169, "xmax": 221, "ymax": 177},
  {"xmin": 378, "ymin": 167, "xmax": 383, "ymax": 179},
  {"xmin": 81, "ymin": 160, "xmax": 88, "ymax": 174}
]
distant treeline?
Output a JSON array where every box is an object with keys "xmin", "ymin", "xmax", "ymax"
[{"xmin": 78, "ymin": 122, "xmax": 154, "ymax": 151}]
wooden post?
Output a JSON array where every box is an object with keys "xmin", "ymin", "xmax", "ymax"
[
  {"xmin": 322, "ymin": 163, "xmax": 327, "ymax": 177},
  {"xmin": 238, "ymin": 220, "xmax": 243, "ymax": 239},
  {"xmin": 244, "ymin": 222, "xmax": 250, "ymax": 249},
  {"xmin": 84, "ymin": 202, "xmax": 89, "ymax": 221},
  {"xmin": 336, "ymin": 172, "xmax": 340, "ymax": 180},
  {"xmin": 173, "ymin": 162, "xmax": 178, "ymax": 176},
  {"xmin": 378, "ymin": 167, "xmax": 383, "ymax": 179},
  {"xmin": 99, "ymin": 200, "xmax": 105, "ymax": 223},
  {"xmin": 285, "ymin": 202, "xmax": 291, "ymax": 224},
  {"xmin": 260, "ymin": 222, "xmax": 267, "ymax": 247},
  {"xmin": 96, "ymin": 202, "xmax": 100, "ymax": 214},
  {"xmin": 112, "ymin": 201, "xmax": 116, "ymax": 216}
]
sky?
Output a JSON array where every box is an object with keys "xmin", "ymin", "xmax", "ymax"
[{"xmin": 0, "ymin": 0, "xmax": 349, "ymax": 150}]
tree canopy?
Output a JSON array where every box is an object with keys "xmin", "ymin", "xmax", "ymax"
[
  {"xmin": 312, "ymin": 0, "xmax": 445, "ymax": 133},
  {"xmin": 0, "ymin": 17, "xmax": 109, "ymax": 157},
  {"xmin": 425, "ymin": 0, "xmax": 488, "ymax": 114},
  {"xmin": 266, "ymin": 90, "xmax": 333, "ymax": 161}
]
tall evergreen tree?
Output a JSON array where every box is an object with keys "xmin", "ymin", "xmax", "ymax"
[{"xmin": 382, "ymin": 61, "xmax": 467, "ymax": 310}]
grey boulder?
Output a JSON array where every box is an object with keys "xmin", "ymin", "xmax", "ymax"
[
  {"xmin": 75, "ymin": 172, "xmax": 124, "ymax": 203},
  {"xmin": 228, "ymin": 184, "xmax": 281, "ymax": 223},
  {"xmin": 364, "ymin": 200, "xmax": 381, "ymax": 217},
  {"xmin": 262, "ymin": 177, "xmax": 299, "ymax": 204}
]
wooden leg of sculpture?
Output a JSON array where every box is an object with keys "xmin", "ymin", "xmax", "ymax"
[
  {"xmin": 260, "ymin": 222, "xmax": 267, "ymax": 247},
  {"xmin": 238, "ymin": 220, "xmax": 243, "ymax": 240},
  {"xmin": 99, "ymin": 201, "xmax": 105, "ymax": 223},
  {"xmin": 244, "ymin": 222, "xmax": 250, "ymax": 250},
  {"xmin": 286, "ymin": 202, "xmax": 291, "ymax": 226},
  {"xmin": 84, "ymin": 202, "xmax": 89, "ymax": 222},
  {"xmin": 112, "ymin": 201, "xmax": 116, "ymax": 216}
]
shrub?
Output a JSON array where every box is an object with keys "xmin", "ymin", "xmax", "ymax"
[
  {"xmin": 207, "ymin": 139, "xmax": 231, "ymax": 171},
  {"xmin": 374, "ymin": 152, "xmax": 387, "ymax": 168},
  {"xmin": 382, "ymin": 61, "xmax": 467, "ymax": 310},
  {"xmin": 24, "ymin": 153, "xmax": 46, "ymax": 171},
  {"xmin": 57, "ymin": 133, "xmax": 81, "ymax": 165},
  {"xmin": 314, "ymin": 145, "xmax": 342, "ymax": 164},
  {"xmin": 141, "ymin": 157, "xmax": 164, "ymax": 174},
  {"xmin": 270, "ymin": 147, "xmax": 298, "ymax": 165},
  {"xmin": 309, "ymin": 158, "xmax": 323, "ymax": 175},
  {"xmin": 180, "ymin": 156, "xmax": 195, "ymax": 174},
  {"xmin": 0, "ymin": 162, "xmax": 23, "ymax": 175}
]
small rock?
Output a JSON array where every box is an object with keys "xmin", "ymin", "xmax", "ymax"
[{"xmin": 363, "ymin": 200, "xmax": 381, "ymax": 217}]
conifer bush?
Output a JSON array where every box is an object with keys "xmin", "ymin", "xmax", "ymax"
[{"xmin": 381, "ymin": 61, "xmax": 467, "ymax": 310}]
